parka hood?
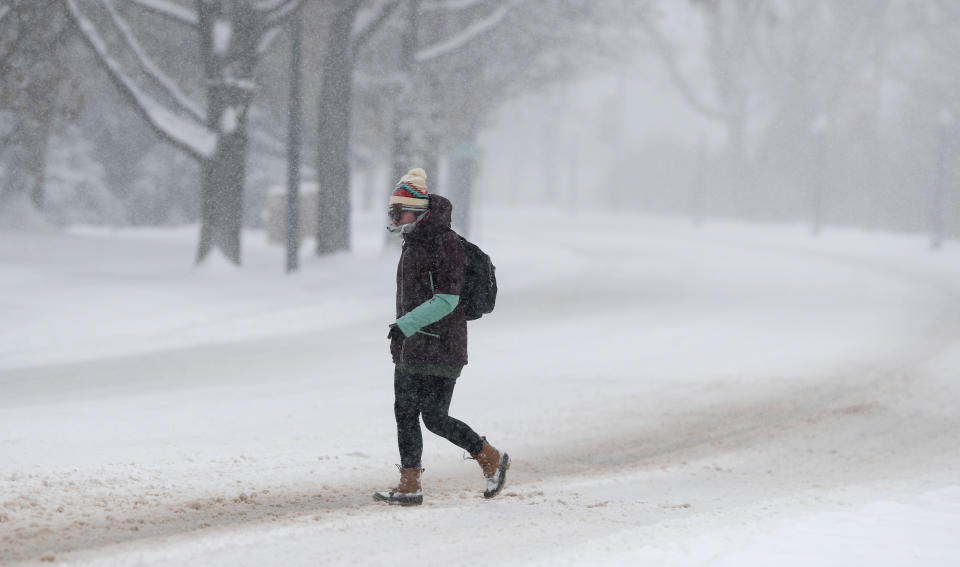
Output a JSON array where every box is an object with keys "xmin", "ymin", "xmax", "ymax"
[{"xmin": 405, "ymin": 194, "xmax": 453, "ymax": 241}]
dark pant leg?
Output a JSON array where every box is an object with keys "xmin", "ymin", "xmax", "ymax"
[
  {"xmin": 394, "ymin": 367, "xmax": 424, "ymax": 469},
  {"xmin": 418, "ymin": 374, "xmax": 484, "ymax": 456}
]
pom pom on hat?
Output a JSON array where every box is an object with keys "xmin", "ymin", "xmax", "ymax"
[
  {"xmin": 400, "ymin": 168, "xmax": 427, "ymax": 191},
  {"xmin": 389, "ymin": 167, "xmax": 430, "ymax": 211}
]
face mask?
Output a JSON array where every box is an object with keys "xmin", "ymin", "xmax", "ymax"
[
  {"xmin": 386, "ymin": 209, "xmax": 428, "ymax": 236},
  {"xmin": 386, "ymin": 221, "xmax": 416, "ymax": 236}
]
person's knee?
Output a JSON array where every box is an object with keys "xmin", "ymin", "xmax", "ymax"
[
  {"xmin": 421, "ymin": 411, "xmax": 448, "ymax": 434},
  {"xmin": 394, "ymin": 402, "xmax": 419, "ymax": 422}
]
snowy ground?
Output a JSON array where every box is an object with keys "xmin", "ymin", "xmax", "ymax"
[{"xmin": 1, "ymin": 208, "xmax": 959, "ymax": 566}]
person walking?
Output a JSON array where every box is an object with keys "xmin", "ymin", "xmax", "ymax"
[{"xmin": 374, "ymin": 167, "xmax": 509, "ymax": 506}]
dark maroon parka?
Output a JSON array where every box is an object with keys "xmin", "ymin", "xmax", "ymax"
[{"xmin": 391, "ymin": 195, "xmax": 468, "ymax": 366}]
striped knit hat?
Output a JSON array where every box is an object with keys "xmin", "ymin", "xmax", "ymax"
[{"xmin": 389, "ymin": 168, "xmax": 430, "ymax": 212}]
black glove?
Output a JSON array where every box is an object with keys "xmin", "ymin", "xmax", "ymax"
[{"xmin": 388, "ymin": 323, "xmax": 405, "ymax": 341}]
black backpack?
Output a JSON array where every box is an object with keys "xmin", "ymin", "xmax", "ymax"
[{"xmin": 434, "ymin": 232, "xmax": 497, "ymax": 320}]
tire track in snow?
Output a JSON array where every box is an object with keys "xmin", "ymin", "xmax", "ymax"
[
  {"xmin": 6, "ymin": 360, "xmax": 958, "ymax": 565},
  {"xmin": 4, "ymin": 226, "xmax": 960, "ymax": 564}
]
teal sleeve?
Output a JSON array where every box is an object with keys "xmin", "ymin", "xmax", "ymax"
[{"xmin": 396, "ymin": 294, "xmax": 460, "ymax": 337}]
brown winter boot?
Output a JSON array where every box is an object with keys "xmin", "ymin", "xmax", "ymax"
[
  {"xmin": 373, "ymin": 465, "xmax": 423, "ymax": 506},
  {"xmin": 471, "ymin": 437, "xmax": 510, "ymax": 499}
]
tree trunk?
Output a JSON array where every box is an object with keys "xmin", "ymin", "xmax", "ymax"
[
  {"xmin": 315, "ymin": 2, "xmax": 361, "ymax": 256},
  {"xmin": 448, "ymin": 127, "xmax": 479, "ymax": 237},
  {"xmin": 28, "ymin": 121, "xmax": 51, "ymax": 211},
  {"xmin": 195, "ymin": 1, "xmax": 258, "ymax": 265},
  {"xmin": 383, "ymin": 0, "xmax": 421, "ymax": 250},
  {"xmin": 390, "ymin": 0, "xmax": 421, "ymax": 186},
  {"xmin": 197, "ymin": 114, "xmax": 248, "ymax": 264}
]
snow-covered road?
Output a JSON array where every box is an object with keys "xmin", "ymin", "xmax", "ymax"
[{"xmin": 2, "ymin": 210, "xmax": 959, "ymax": 565}]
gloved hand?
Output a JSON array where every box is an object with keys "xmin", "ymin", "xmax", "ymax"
[{"xmin": 388, "ymin": 323, "xmax": 405, "ymax": 341}]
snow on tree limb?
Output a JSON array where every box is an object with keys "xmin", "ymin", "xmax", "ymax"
[
  {"xmin": 252, "ymin": 0, "xmax": 291, "ymax": 10},
  {"xmin": 354, "ymin": 69, "xmax": 403, "ymax": 88},
  {"xmin": 261, "ymin": 0, "xmax": 304, "ymax": 29},
  {"xmin": 422, "ymin": 0, "xmax": 488, "ymax": 12},
  {"xmin": 351, "ymin": 0, "xmax": 382, "ymax": 37},
  {"xmin": 253, "ymin": 0, "xmax": 314, "ymax": 53},
  {"xmin": 351, "ymin": 0, "xmax": 400, "ymax": 57},
  {"xmin": 414, "ymin": 0, "xmax": 517, "ymax": 63},
  {"xmin": 351, "ymin": 0, "xmax": 392, "ymax": 38},
  {"xmin": 125, "ymin": 0, "xmax": 197, "ymax": 26},
  {"xmin": 103, "ymin": 0, "xmax": 205, "ymax": 122},
  {"xmin": 64, "ymin": 0, "xmax": 216, "ymax": 159},
  {"xmin": 257, "ymin": 25, "xmax": 281, "ymax": 54}
]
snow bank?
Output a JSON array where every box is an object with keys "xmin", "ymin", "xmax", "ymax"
[{"xmin": 539, "ymin": 486, "xmax": 960, "ymax": 566}]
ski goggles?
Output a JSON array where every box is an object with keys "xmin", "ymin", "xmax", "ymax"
[
  {"xmin": 388, "ymin": 206, "xmax": 405, "ymax": 222},
  {"xmin": 388, "ymin": 204, "xmax": 427, "ymax": 222}
]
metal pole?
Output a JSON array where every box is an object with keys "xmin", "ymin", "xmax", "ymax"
[
  {"xmin": 811, "ymin": 115, "xmax": 829, "ymax": 237},
  {"xmin": 693, "ymin": 134, "xmax": 707, "ymax": 227},
  {"xmin": 286, "ymin": 16, "xmax": 303, "ymax": 273},
  {"xmin": 931, "ymin": 109, "xmax": 952, "ymax": 251}
]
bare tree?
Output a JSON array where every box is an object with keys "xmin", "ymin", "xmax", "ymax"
[
  {"xmin": 640, "ymin": 0, "xmax": 765, "ymax": 216},
  {"xmin": 390, "ymin": 0, "xmax": 518, "ymax": 184},
  {"xmin": 750, "ymin": 0, "xmax": 888, "ymax": 227},
  {"xmin": 642, "ymin": 0, "xmax": 891, "ymax": 226},
  {"xmin": 311, "ymin": 0, "xmax": 520, "ymax": 253},
  {"xmin": 62, "ymin": 0, "xmax": 304, "ymax": 264},
  {"xmin": 315, "ymin": 0, "xmax": 399, "ymax": 255},
  {"xmin": 885, "ymin": 0, "xmax": 960, "ymax": 244},
  {"xmin": 0, "ymin": 0, "xmax": 80, "ymax": 215},
  {"xmin": 427, "ymin": 0, "xmax": 597, "ymax": 235}
]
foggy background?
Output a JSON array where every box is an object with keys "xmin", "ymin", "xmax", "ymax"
[
  {"xmin": 4, "ymin": 2, "xmax": 960, "ymax": 564},
  {"xmin": 2, "ymin": 0, "xmax": 957, "ymax": 259}
]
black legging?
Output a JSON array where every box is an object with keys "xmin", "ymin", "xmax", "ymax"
[{"xmin": 394, "ymin": 367, "xmax": 484, "ymax": 468}]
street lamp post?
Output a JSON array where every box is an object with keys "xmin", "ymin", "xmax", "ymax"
[
  {"xmin": 931, "ymin": 108, "xmax": 953, "ymax": 251},
  {"xmin": 286, "ymin": 16, "xmax": 303, "ymax": 273}
]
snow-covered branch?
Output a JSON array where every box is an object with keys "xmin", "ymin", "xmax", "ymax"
[
  {"xmin": 103, "ymin": 0, "xmax": 205, "ymax": 122},
  {"xmin": 257, "ymin": 25, "xmax": 281, "ymax": 54},
  {"xmin": 261, "ymin": 0, "xmax": 304, "ymax": 29},
  {"xmin": 351, "ymin": 0, "xmax": 384, "ymax": 37},
  {"xmin": 422, "ymin": 0, "xmax": 488, "ymax": 12},
  {"xmin": 125, "ymin": 0, "xmax": 197, "ymax": 27},
  {"xmin": 0, "ymin": 4, "xmax": 11, "ymax": 25},
  {"xmin": 253, "ymin": 0, "xmax": 291, "ymax": 10},
  {"xmin": 64, "ymin": 0, "xmax": 216, "ymax": 159},
  {"xmin": 351, "ymin": 0, "xmax": 400, "ymax": 57},
  {"xmin": 355, "ymin": 69, "xmax": 403, "ymax": 88},
  {"xmin": 414, "ymin": 0, "xmax": 518, "ymax": 63}
]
